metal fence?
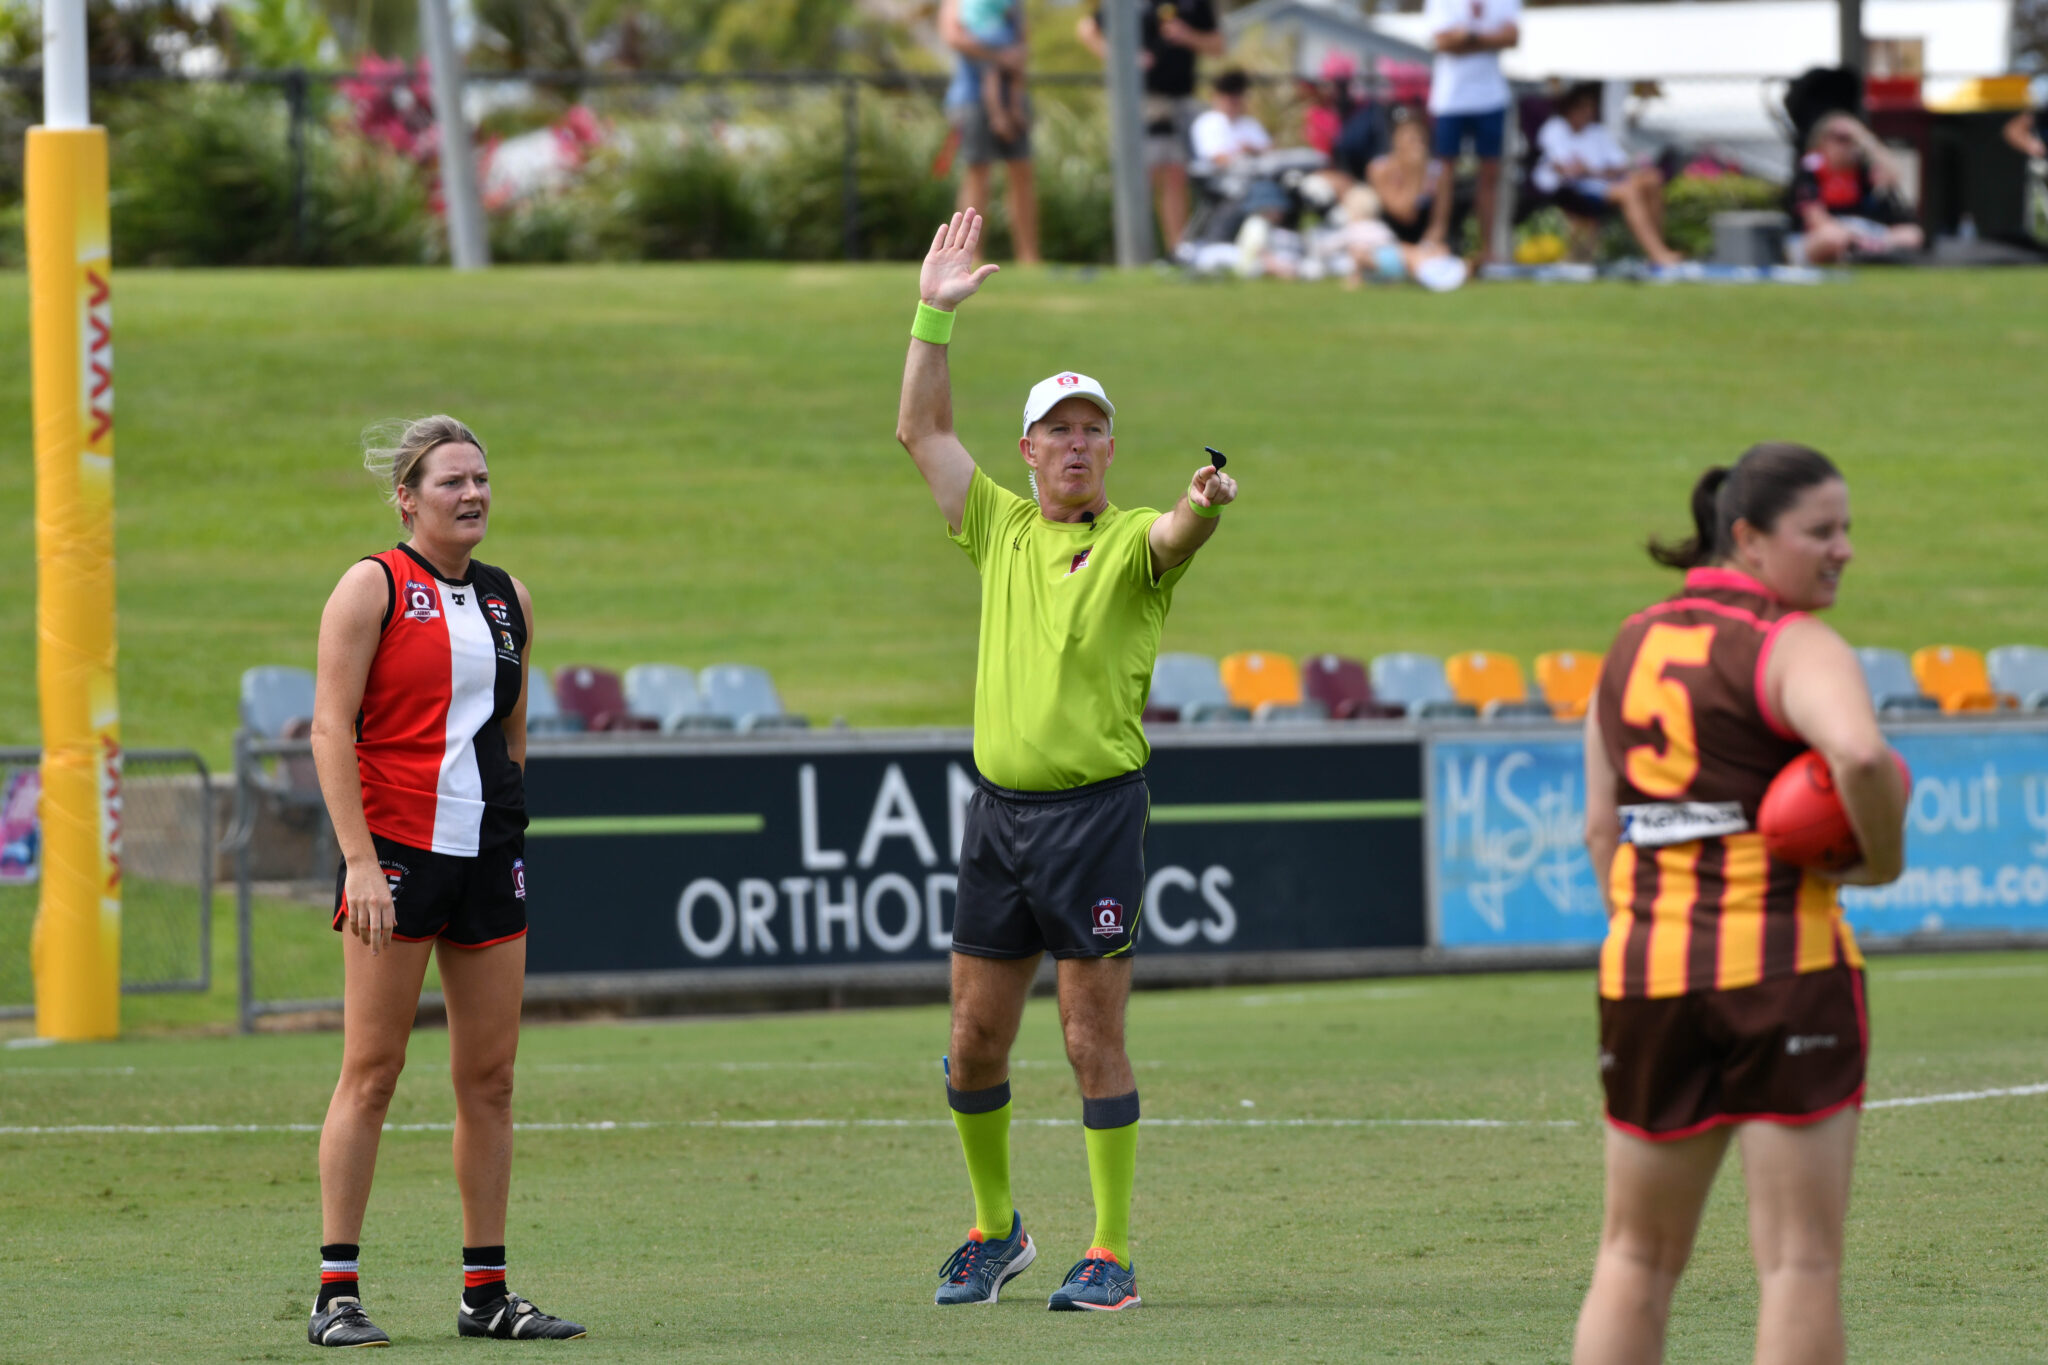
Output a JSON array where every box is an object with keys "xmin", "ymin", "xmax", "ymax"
[{"xmin": 0, "ymin": 747, "xmax": 214, "ymax": 1020}]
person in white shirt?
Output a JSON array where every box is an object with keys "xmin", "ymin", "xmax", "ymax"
[
  {"xmin": 1535, "ymin": 81, "xmax": 1681, "ymax": 266},
  {"xmin": 1189, "ymin": 69, "xmax": 1272, "ymax": 166},
  {"xmin": 1422, "ymin": 0, "xmax": 1519, "ymax": 261}
]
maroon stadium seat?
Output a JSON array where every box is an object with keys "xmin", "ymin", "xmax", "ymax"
[
  {"xmin": 553, "ymin": 665, "xmax": 656, "ymax": 732},
  {"xmin": 1301, "ymin": 653, "xmax": 1400, "ymax": 720}
]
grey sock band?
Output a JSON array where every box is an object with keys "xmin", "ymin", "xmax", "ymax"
[
  {"xmin": 947, "ymin": 1080, "xmax": 1012, "ymax": 1115},
  {"xmin": 1082, "ymin": 1090, "xmax": 1140, "ymax": 1130}
]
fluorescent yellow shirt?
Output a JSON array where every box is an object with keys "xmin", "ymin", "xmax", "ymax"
[{"xmin": 951, "ymin": 467, "xmax": 1190, "ymax": 791}]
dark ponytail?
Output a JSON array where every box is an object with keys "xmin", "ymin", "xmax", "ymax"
[{"xmin": 1647, "ymin": 442, "xmax": 1841, "ymax": 571}]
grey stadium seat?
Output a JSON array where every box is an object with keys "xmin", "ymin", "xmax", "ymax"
[
  {"xmin": 1987, "ymin": 646, "xmax": 2048, "ymax": 710},
  {"xmin": 623, "ymin": 663, "xmax": 731, "ymax": 733},
  {"xmin": 239, "ymin": 666, "xmax": 316, "ymax": 738},
  {"xmin": 1369, "ymin": 653, "xmax": 1477, "ymax": 720},
  {"xmin": 1854, "ymin": 647, "xmax": 1938, "ymax": 714},
  {"xmin": 700, "ymin": 664, "xmax": 809, "ymax": 733},
  {"xmin": 1148, "ymin": 653, "xmax": 1231, "ymax": 717},
  {"xmin": 526, "ymin": 671, "xmax": 584, "ymax": 734}
]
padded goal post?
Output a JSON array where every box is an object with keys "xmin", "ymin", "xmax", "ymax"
[{"xmin": 28, "ymin": 0, "xmax": 120, "ymax": 1040}]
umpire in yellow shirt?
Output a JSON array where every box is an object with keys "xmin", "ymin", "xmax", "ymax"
[{"xmin": 896, "ymin": 209, "xmax": 1237, "ymax": 1313}]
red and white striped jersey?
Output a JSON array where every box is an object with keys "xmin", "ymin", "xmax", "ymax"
[{"xmin": 355, "ymin": 545, "xmax": 528, "ymax": 856}]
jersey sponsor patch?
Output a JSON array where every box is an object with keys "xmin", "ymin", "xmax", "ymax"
[
  {"xmin": 496, "ymin": 628, "xmax": 520, "ymax": 660},
  {"xmin": 1067, "ymin": 547, "xmax": 1093, "ymax": 577},
  {"xmin": 1090, "ymin": 897, "xmax": 1126, "ymax": 938},
  {"xmin": 1619, "ymin": 800, "xmax": 1750, "ymax": 847},
  {"xmin": 401, "ymin": 579, "xmax": 441, "ymax": 623}
]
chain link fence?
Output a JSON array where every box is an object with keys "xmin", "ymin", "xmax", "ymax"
[{"xmin": 0, "ymin": 747, "xmax": 214, "ymax": 1020}]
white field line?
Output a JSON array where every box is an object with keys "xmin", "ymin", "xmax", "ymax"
[
  {"xmin": 6, "ymin": 1083, "xmax": 2045, "ymax": 1137},
  {"xmin": 1878, "ymin": 964, "xmax": 2048, "ymax": 982}
]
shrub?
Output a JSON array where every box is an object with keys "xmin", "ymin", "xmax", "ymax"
[
  {"xmin": 596, "ymin": 132, "xmax": 771, "ymax": 260},
  {"xmin": 1661, "ymin": 173, "xmax": 1785, "ymax": 260}
]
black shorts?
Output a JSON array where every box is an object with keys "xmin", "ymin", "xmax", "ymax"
[
  {"xmin": 1598, "ymin": 965, "xmax": 1867, "ymax": 1141},
  {"xmin": 952, "ymin": 771, "xmax": 1147, "ymax": 961},
  {"xmin": 332, "ymin": 833, "xmax": 529, "ymax": 949}
]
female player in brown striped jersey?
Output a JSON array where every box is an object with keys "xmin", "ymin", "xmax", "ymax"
[{"xmin": 1571, "ymin": 443, "xmax": 1907, "ymax": 1365}]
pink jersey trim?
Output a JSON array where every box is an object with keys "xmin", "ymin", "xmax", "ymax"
[
  {"xmin": 1683, "ymin": 567, "xmax": 1780, "ymax": 600},
  {"xmin": 1603, "ymin": 1085, "xmax": 1865, "ymax": 1144},
  {"xmin": 1753, "ymin": 612, "xmax": 1807, "ymax": 740}
]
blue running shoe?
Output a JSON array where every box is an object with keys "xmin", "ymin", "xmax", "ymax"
[
  {"xmin": 934, "ymin": 1212, "xmax": 1036, "ymax": 1305},
  {"xmin": 1046, "ymin": 1248, "xmax": 1140, "ymax": 1312}
]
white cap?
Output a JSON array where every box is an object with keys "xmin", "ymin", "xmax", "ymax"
[{"xmin": 1021, "ymin": 371, "xmax": 1115, "ymax": 437}]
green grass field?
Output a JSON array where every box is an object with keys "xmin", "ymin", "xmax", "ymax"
[
  {"xmin": 0, "ymin": 954, "xmax": 2042, "ymax": 1362},
  {"xmin": 1, "ymin": 266, "xmax": 2046, "ymax": 762}
]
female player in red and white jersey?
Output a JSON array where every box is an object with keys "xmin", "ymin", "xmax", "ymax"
[
  {"xmin": 305, "ymin": 416, "xmax": 584, "ymax": 1347},
  {"xmin": 1572, "ymin": 443, "xmax": 1907, "ymax": 1365}
]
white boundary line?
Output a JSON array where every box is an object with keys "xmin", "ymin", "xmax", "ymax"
[{"xmin": 3, "ymin": 1084, "xmax": 2043, "ymax": 1137}]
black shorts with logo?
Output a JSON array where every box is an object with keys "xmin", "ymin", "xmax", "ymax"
[
  {"xmin": 332, "ymin": 832, "xmax": 529, "ymax": 949},
  {"xmin": 952, "ymin": 771, "xmax": 1148, "ymax": 961},
  {"xmin": 1598, "ymin": 964, "xmax": 1867, "ymax": 1141}
]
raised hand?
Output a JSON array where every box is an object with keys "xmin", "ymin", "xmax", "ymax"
[
  {"xmin": 920, "ymin": 209, "xmax": 1001, "ymax": 312},
  {"xmin": 1189, "ymin": 463, "xmax": 1238, "ymax": 512}
]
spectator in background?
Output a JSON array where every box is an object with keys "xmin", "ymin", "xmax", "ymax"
[
  {"xmin": 1368, "ymin": 106, "xmax": 1447, "ymax": 244},
  {"xmin": 1190, "ymin": 69, "xmax": 1271, "ymax": 167},
  {"xmin": 1079, "ymin": 0, "xmax": 1226, "ymax": 253},
  {"xmin": 2002, "ymin": 77, "xmax": 2046, "ymax": 161},
  {"xmin": 942, "ymin": 0, "xmax": 1040, "ymax": 264},
  {"xmin": 1422, "ymin": 0, "xmax": 1520, "ymax": 262},
  {"xmin": 1789, "ymin": 111, "xmax": 1923, "ymax": 264},
  {"xmin": 1534, "ymin": 81, "xmax": 1683, "ymax": 266}
]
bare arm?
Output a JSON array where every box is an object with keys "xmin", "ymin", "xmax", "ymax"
[
  {"xmin": 1583, "ymin": 705, "xmax": 1622, "ymax": 901},
  {"xmin": 1146, "ymin": 462, "xmax": 1238, "ymax": 579},
  {"xmin": 1161, "ymin": 16, "xmax": 1226, "ymax": 57},
  {"xmin": 2005, "ymin": 110, "xmax": 2047, "ymax": 159},
  {"xmin": 1075, "ymin": 12, "xmax": 1106, "ymax": 60},
  {"xmin": 896, "ymin": 210, "xmax": 1000, "ymax": 533},
  {"xmin": 1767, "ymin": 618, "xmax": 1907, "ymax": 885},
  {"xmin": 312, "ymin": 560, "xmax": 395, "ymax": 953},
  {"xmin": 506, "ymin": 576, "xmax": 534, "ymax": 769},
  {"xmin": 939, "ymin": 0, "xmax": 1021, "ymax": 67}
]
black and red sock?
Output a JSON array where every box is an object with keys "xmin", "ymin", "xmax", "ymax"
[
  {"xmin": 462, "ymin": 1245, "xmax": 508, "ymax": 1309},
  {"xmin": 317, "ymin": 1243, "xmax": 361, "ymax": 1311}
]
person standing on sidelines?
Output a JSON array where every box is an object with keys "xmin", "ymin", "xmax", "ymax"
[
  {"xmin": 896, "ymin": 209, "xmax": 1237, "ymax": 1312},
  {"xmin": 1078, "ymin": 0, "xmax": 1225, "ymax": 254},
  {"xmin": 1572, "ymin": 443, "xmax": 1906, "ymax": 1364},
  {"xmin": 1421, "ymin": 0, "xmax": 1520, "ymax": 261},
  {"xmin": 306, "ymin": 416, "xmax": 585, "ymax": 1347}
]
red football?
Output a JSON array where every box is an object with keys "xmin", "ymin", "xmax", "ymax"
[{"xmin": 1757, "ymin": 748, "xmax": 1912, "ymax": 871}]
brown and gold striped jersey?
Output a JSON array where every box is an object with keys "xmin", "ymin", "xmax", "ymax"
[{"xmin": 1593, "ymin": 568, "xmax": 1863, "ymax": 1000}]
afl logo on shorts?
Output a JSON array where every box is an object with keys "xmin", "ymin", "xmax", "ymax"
[
  {"xmin": 401, "ymin": 580, "xmax": 441, "ymax": 623},
  {"xmin": 1090, "ymin": 898, "xmax": 1126, "ymax": 938},
  {"xmin": 512, "ymin": 858, "xmax": 527, "ymax": 901},
  {"xmin": 484, "ymin": 595, "xmax": 512, "ymax": 626}
]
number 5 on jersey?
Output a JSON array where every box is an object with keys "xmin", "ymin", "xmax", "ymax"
[{"xmin": 1621, "ymin": 623, "xmax": 1717, "ymax": 797}]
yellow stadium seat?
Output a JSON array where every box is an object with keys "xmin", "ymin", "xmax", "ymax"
[
  {"xmin": 1219, "ymin": 651, "xmax": 1301, "ymax": 710},
  {"xmin": 1446, "ymin": 651, "xmax": 1531, "ymax": 713},
  {"xmin": 1911, "ymin": 645, "xmax": 2013, "ymax": 713},
  {"xmin": 1534, "ymin": 650, "xmax": 1603, "ymax": 719}
]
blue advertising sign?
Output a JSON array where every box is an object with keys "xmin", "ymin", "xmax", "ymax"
[{"xmin": 1431, "ymin": 725, "xmax": 2048, "ymax": 949}]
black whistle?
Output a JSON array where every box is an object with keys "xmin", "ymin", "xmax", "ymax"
[{"xmin": 1203, "ymin": 446, "xmax": 1228, "ymax": 470}]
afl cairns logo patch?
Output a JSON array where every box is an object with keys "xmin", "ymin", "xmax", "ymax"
[
  {"xmin": 484, "ymin": 594, "xmax": 512, "ymax": 626},
  {"xmin": 1090, "ymin": 898, "xmax": 1126, "ymax": 938},
  {"xmin": 380, "ymin": 862, "xmax": 409, "ymax": 899},
  {"xmin": 401, "ymin": 579, "xmax": 441, "ymax": 623}
]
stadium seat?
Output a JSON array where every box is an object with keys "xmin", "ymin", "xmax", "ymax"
[
  {"xmin": 1853, "ymin": 647, "xmax": 1939, "ymax": 715},
  {"xmin": 1533, "ymin": 650, "xmax": 1601, "ymax": 719},
  {"xmin": 1300, "ymin": 653, "xmax": 1401, "ymax": 720},
  {"xmin": 1987, "ymin": 646, "xmax": 2048, "ymax": 710},
  {"xmin": 526, "ymin": 671, "xmax": 584, "ymax": 734},
  {"xmin": 1445, "ymin": 651, "xmax": 1554, "ymax": 719},
  {"xmin": 1910, "ymin": 645, "xmax": 2013, "ymax": 713},
  {"xmin": 1370, "ymin": 653, "xmax": 1477, "ymax": 719},
  {"xmin": 623, "ymin": 663, "xmax": 732, "ymax": 733},
  {"xmin": 239, "ymin": 666, "xmax": 316, "ymax": 738},
  {"xmin": 1148, "ymin": 653, "xmax": 1231, "ymax": 719},
  {"xmin": 700, "ymin": 664, "xmax": 809, "ymax": 732},
  {"xmin": 1219, "ymin": 651, "xmax": 1302, "ymax": 710},
  {"xmin": 554, "ymin": 665, "xmax": 656, "ymax": 732},
  {"xmin": 1253, "ymin": 699, "xmax": 1330, "ymax": 724},
  {"xmin": 1183, "ymin": 702, "xmax": 1251, "ymax": 724}
]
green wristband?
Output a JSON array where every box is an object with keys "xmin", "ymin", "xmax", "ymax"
[
  {"xmin": 911, "ymin": 301, "xmax": 956, "ymax": 345},
  {"xmin": 1190, "ymin": 497, "xmax": 1222, "ymax": 519}
]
